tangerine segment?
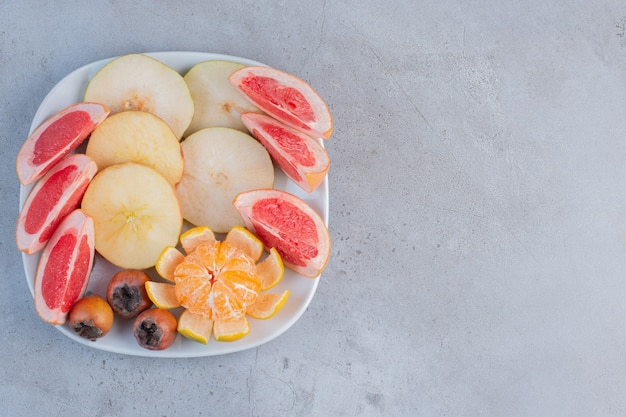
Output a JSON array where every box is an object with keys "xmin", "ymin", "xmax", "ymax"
[
  {"xmin": 155, "ymin": 246, "xmax": 185, "ymax": 282},
  {"xmin": 174, "ymin": 241, "xmax": 260, "ymax": 320},
  {"xmin": 256, "ymin": 248, "xmax": 284, "ymax": 291},
  {"xmin": 213, "ymin": 316, "xmax": 250, "ymax": 342},
  {"xmin": 224, "ymin": 225, "xmax": 264, "ymax": 262},
  {"xmin": 145, "ymin": 281, "xmax": 181, "ymax": 309},
  {"xmin": 178, "ymin": 309, "xmax": 213, "ymax": 345},
  {"xmin": 246, "ymin": 290, "xmax": 290, "ymax": 320},
  {"xmin": 180, "ymin": 226, "xmax": 216, "ymax": 255}
]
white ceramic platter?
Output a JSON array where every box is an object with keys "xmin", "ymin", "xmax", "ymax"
[{"xmin": 19, "ymin": 51, "xmax": 329, "ymax": 358}]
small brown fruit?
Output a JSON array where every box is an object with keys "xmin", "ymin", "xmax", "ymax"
[
  {"xmin": 106, "ymin": 270, "xmax": 152, "ymax": 318},
  {"xmin": 133, "ymin": 308, "xmax": 177, "ymax": 350},
  {"xmin": 68, "ymin": 295, "xmax": 114, "ymax": 341}
]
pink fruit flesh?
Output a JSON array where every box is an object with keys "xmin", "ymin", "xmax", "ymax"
[
  {"xmin": 251, "ymin": 128, "xmax": 302, "ymax": 183},
  {"xmin": 41, "ymin": 233, "xmax": 91, "ymax": 312},
  {"xmin": 34, "ymin": 209, "xmax": 95, "ymax": 325},
  {"xmin": 238, "ymin": 76, "xmax": 313, "ymax": 134},
  {"xmin": 33, "ymin": 112, "xmax": 92, "ymax": 165},
  {"xmin": 250, "ymin": 198, "xmax": 319, "ymax": 267},
  {"xmin": 16, "ymin": 154, "xmax": 97, "ymax": 254},
  {"xmin": 17, "ymin": 102, "xmax": 109, "ymax": 185},
  {"xmin": 240, "ymin": 75, "xmax": 316, "ymax": 127}
]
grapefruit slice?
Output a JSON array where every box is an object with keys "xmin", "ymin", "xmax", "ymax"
[
  {"xmin": 233, "ymin": 189, "xmax": 330, "ymax": 278},
  {"xmin": 241, "ymin": 112, "xmax": 329, "ymax": 193},
  {"xmin": 16, "ymin": 102, "xmax": 109, "ymax": 185},
  {"xmin": 84, "ymin": 54, "xmax": 194, "ymax": 139},
  {"xmin": 33, "ymin": 209, "xmax": 95, "ymax": 325},
  {"xmin": 183, "ymin": 60, "xmax": 263, "ymax": 136},
  {"xmin": 16, "ymin": 154, "xmax": 97, "ymax": 254},
  {"xmin": 175, "ymin": 127, "xmax": 274, "ymax": 233},
  {"xmin": 229, "ymin": 66, "xmax": 332, "ymax": 139},
  {"xmin": 85, "ymin": 110, "xmax": 184, "ymax": 186},
  {"xmin": 81, "ymin": 162, "xmax": 183, "ymax": 270}
]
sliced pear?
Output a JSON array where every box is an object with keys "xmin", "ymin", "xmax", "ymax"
[
  {"xmin": 176, "ymin": 127, "xmax": 274, "ymax": 233},
  {"xmin": 183, "ymin": 60, "xmax": 262, "ymax": 136},
  {"xmin": 86, "ymin": 110, "xmax": 183, "ymax": 186},
  {"xmin": 81, "ymin": 162, "xmax": 183, "ymax": 270},
  {"xmin": 84, "ymin": 53, "xmax": 194, "ymax": 139}
]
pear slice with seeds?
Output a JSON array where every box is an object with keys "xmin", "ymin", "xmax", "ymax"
[
  {"xmin": 176, "ymin": 127, "xmax": 274, "ymax": 233},
  {"xmin": 81, "ymin": 162, "xmax": 183, "ymax": 270},
  {"xmin": 84, "ymin": 53, "xmax": 194, "ymax": 139},
  {"xmin": 183, "ymin": 60, "xmax": 263, "ymax": 136},
  {"xmin": 86, "ymin": 110, "xmax": 183, "ymax": 186}
]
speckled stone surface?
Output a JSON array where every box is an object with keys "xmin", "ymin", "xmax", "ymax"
[{"xmin": 3, "ymin": 1, "xmax": 626, "ymax": 416}]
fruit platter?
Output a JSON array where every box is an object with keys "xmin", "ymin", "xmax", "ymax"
[{"xmin": 17, "ymin": 51, "xmax": 331, "ymax": 358}]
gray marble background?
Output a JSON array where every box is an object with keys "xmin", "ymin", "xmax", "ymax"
[{"xmin": 2, "ymin": 1, "xmax": 626, "ymax": 416}]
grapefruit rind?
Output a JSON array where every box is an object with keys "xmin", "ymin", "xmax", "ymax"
[
  {"xmin": 33, "ymin": 209, "xmax": 95, "ymax": 325},
  {"xmin": 233, "ymin": 189, "xmax": 330, "ymax": 278},
  {"xmin": 229, "ymin": 66, "xmax": 332, "ymax": 139},
  {"xmin": 241, "ymin": 112, "xmax": 330, "ymax": 193},
  {"xmin": 16, "ymin": 154, "xmax": 97, "ymax": 255},
  {"xmin": 16, "ymin": 102, "xmax": 109, "ymax": 185}
]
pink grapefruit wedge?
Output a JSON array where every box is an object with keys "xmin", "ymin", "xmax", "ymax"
[
  {"xmin": 241, "ymin": 112, "xmax": 329, "ymax": 193},
  {"xmin": 229, "ymin": 66, "xmax": 332, "ymax": 139},
  {"xmin": 233, "ymin": 189, "xmax": 330, "ymax": 278},
  {"xmin": 33, "ymin": 209, "xmax": 95, "ymax": 325},
  {"xmin": 16, "ymin": 154, "xmax": 97, "ymax": 255},
  {"xmin": 16, "ymin": 102, "xmax": 109, "ymax": 185}
]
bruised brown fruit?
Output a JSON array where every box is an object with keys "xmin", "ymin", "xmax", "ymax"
[
  {"xmin": 106, "ymin": 269, "xmax": 152, "ymax": 318},
  {"xmin": 68, "ymin": 294, "xmax": 114, "ymax": 341},
  {"xmin": 133, "ymin": 308, "xmax": 177, "ymax": 350}
]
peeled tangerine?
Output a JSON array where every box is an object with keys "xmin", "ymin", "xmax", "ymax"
[
  {"xmin": 86, "ymin": 110, "xmax": 183, "ymax": 186},
  {"xmin": 16, "ymin": 154, "xmax": 97, "ymax": 254},
  {"xmin": 84, "ymin": 54, "xmax": 194, "ymax": 139},
  {"xmin": 233, "ymin": 189, "xmax": 330, "ymax": 278},
  {"xmin": 151, "ymin": 225, "xmax": 289, "ymax": 344},
  {"xmin": 184, "ymin": 60, "xmax": 263, "ymax": 136},
  {"xmin": 34, "ymin": 209, "xmax": 95, "ymax": 325},
  {"xmin": 16, "ymin": 102, "xmax": 109, "ymax": 185},
  {"xmin": 241, "ymin": 112, "xmax": 329, "ymax": 193},
  {"xmin": 81, "ymin": 162, "xmax": 182, "ymax": 270},
  {"xmin": 229, "ymin": 66, "xmax": 332, "ymax": 139},
  {"xmin": 175, "ymin": 127, "xmax": 274, "ymax": 233}
]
